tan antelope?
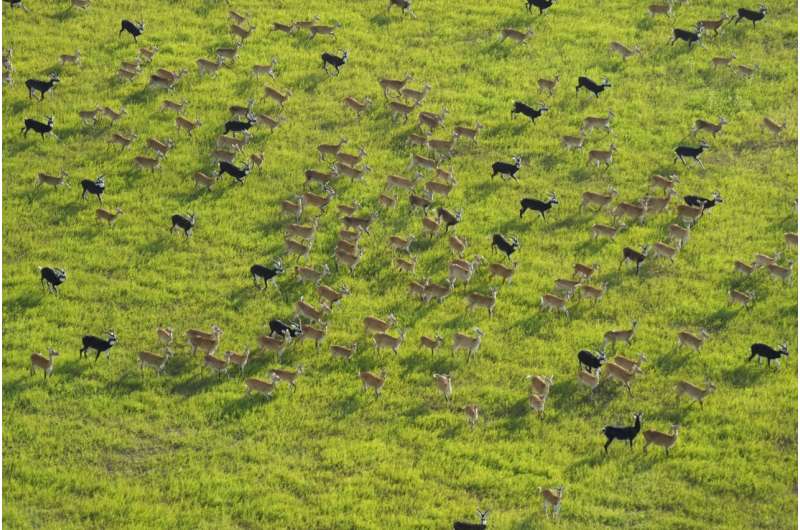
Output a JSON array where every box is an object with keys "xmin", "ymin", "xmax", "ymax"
[
  {"xmin": 335, "ymin": 146, "xmax": 367, "ymax": 167},
  {"xmin": 577, "ymin": 368, "xmax": 601, "ymax": 400},
  {"xmin": 401, "ymin": 83, "xmax": 432, "ymax": 105},
  {"xmin": 612, "ymin": 200, "xmax": 648, "ymax": 225},
  {"xmin": 96, "ymin": 207, "xmax": 123, "ymax": 225},
  {"xmin": 294, "ymin": 16, "xmax": 320, "ymax": 31},
  {"xmin": 148, "ymin": 73, "xmax": 174, "ymax": 90},
  {"xmin": 137, "ymin": 350, "xmax": 172, "ymax": 376},
  {"xmin": 336, "ymin": 201, "xmax": 361, "ymax": 217},
  {"xmin": 336, "ymin": 162, "xmax": 371, "ymax": 182},
  {"xmin": 303, "ymin": 186, "xmax": 336, "ymax": 213},
  {"xmin": 385, "ymin": 173, "xmax": 417, "ymax": 192},
  {"xmin": 766, "ymin": 260, "xmax": 793, "ymax": 283},
  {"xmin": 448, "ymin": 256, "xmax": 482, "ymax": 286},
  {"xmin": 488, "ymin": 261, "xmax": 517, "ymax": 284},
  {"xmin": 211, "ymin": 149, "xmax": 236, "ymax": 164},
  {"xmin": 409, "ymin": 279, "xmax": 428, "ymax": 300},
  {"xmin": 423, "ymin": 278, "xmax": 456, "ymax": 303},
  {"xmin": 257, "ymin": 330, "xmax": 292, "ymax": 362},
  {"xmin": 230, "ymin": 22, "xmax": 256, "ymax": 42},
  {"xmin": 193, "ymin": 172, "xmax": 219, "ymax": 191},
  {"xmin": 317, "ymin": 284, "xmax": 349, "ymax": 306},
  {"xmin": 334, "ymin": 247, "xmax": 365, "ymax": 274},
  {"xmin": 176, "ymin": 116, "xmax": 202, "ymax": 136},
  {"xmin": 408, "ymin": 132, "xmax": 430, "ymax": 149},
  {"xmin": 676, "ymin": 204, "xmax": 704, "ymax": 226},
  {"xmin": 466, "ymin": 288, "xmax": 499, "ymax": 317},
  {"xmin": 651, "ymin": 241, "xmax": 679, "ymax": 261},
  {"xmin": 304, "ymin": 167, "xmax": 336, "ymax": 188},
  {"xmin": 448, "ymin": 235, "xmax": 467, "ymax": 257},
  {"xmin": 186, "ymin": 324, "xmax": 222, "ymax": 342},
  {"xmin": 189, "ymin": 329, "xmax": 223, "ymax": 357},
  {"xmin": 157, "ymin": 326, "xmax": 174, "ymax": 352},
  {"xmin": 528, "ymin": 392, "xmax": 547, "ymax": 419},
  {"xmin": 537, "ymin": 75, "xmax": 560, "ymax": 96},
  {"xmin": 395, "ymin": 255, "xmax": 417, "ymax": 274},
  {"xmin": 217, "ymin": 134, "xmax": 247, "ymax": 151},
  {"xmin": 70, "ymin": 0, "xmax": 91, "ymax": 9},
  {"xmin": 269, "ymin": 21, "xmax": 297, "ymax": 34},
  {"xmin": 197, "ymin": 56, "xmax": 226, "ymax": 77},
  {"xmin": 120, "ymin": 59, "xmax": 141, "ymax": 71},
  {"xmin": 252, "ymin": 57, "xmax": 279, "ymax": 79},
  {"xmin": 612, "ymin": 353, "xmax": 647, "ymax": 374},
  {"xmin": 263, "ymin": 85, "xmax": 292, "ymax": 108},
  {"xmin": 30, "ymin": 348, "xmax": 59, "ymax": 379},
  {"xmin": 254, "ymin": 113, "xmax": 283, "ymax": 132},
  {"xmin": 699, "ymin": 12, "xmax": 730, "ymax": 35},
  {"xmin": 432, "ymin": 373, "xmax": 453, "ymax": 403},
  {"xmin": 676, "ymin": 380, "xmax": 716, "ymax": 408},
  {"xmin": 420, "ymin": 334, "xmax": 444, "ymax": 355},
  {"xmin": 644, "ymin": 189, "xmax": 678, "ymax": 215},
  {"xmin": 554, "ymin": 278, "xmax": 581, "ymax": 299},
  {"xmin": 464, "ymin": 405, "xmax": 480, "ymax": 427},
  {"xmin": 285, "ymin": 237, "xmax": 312, "ymax": 262},
  {"xmin": 407, "ymin": 153, "xmax": 438, "ymax": 172},
  {"xmin": 146, "ymin": 137, "xmax": 174, "ymax": 158},
  {"xmin": 526, "ymin": 375, "xmax": 554, "ymax": 398},
  {"xmin": 338, "ymin": 228, "xmax": 361, "ymax": 244},
  {"xmin": 604, "ymin": 361, "xmax": 642, "ymax": 397},
  {"xmin": 541, "ymin": 293, "xmax": 569, "ymax": 317},
  {"xmin": 499, "ymin": 27, "xmax": 533, "ymax": 44},
  {"xmin": 761, "ymin": 117, "xmax": 787, "ymax": 135},
  {"xmin": 280, "ymin": 196, "xmax": 304, "ymax": 221},
  {"xmin": 36, "ymin": 170, "xmax": 69, "ymax": 188},
  {"xmin": 580, "ymin": 282, "xmax": 608, "ymax": 304},
  {"xmin": 216, "ymin": 42, "xmax": 243, "ymax": 63},
  {"xmin": 587, "ymin": 144, "xmax": 617, "ymax": 168},
  {"xmin": 342, "ymin": 212, "xmax": 377, "ymax": 233},
  {"xmin": 298, "ymin": 323, "xmax": 326, "ymax": 351},
  {"xmin": 244, "ymin": 374, "xmax": 279, "ymax": 398},
  {"xmin": 453, "ymin": 328, "xmax": 484, "ymax": 361},
  {"xmin": 331, "ymin": 342, "xmax": 357, "ymax": 361},
  {"xmin": 388, "ymin": 235, "xmax": 414, "ymax": 254},
  {"xmin": 374, "ymin": 330, "xmax": 406, "ymax": 354},
  {"xmin": 271, "ymin": 366, "xmax": 304, "ymax": 390},
  {"xmin": 203, "ymin": 352, "xmax": 232, "ymax": 378},
  {"xmin": 343, "ymin": 95, "xmax": 372, "ymax": 119},
  {"xmin": 409, "ymin": 192, "xmax": 433, "ymax": 213},
  {"xmin": 295, "ymin": 264, "xmax": 329, "ymax": 285},
  {"xmin": 581, "ymin": 111, "xmax": 615, "ymax": 134},
  {"xmin": 309, "ymin": 22, "xmax": 341, "ymax": 39},
  {"xmin": 364, "ymin": 314, "xmax": 397, "ymax": 335},
  {"xmin": 453, "ymin": 122, "xmax": 484, "ymax": 143},
  {"xmin": 117, "ymin": 67, "xmax": 139, "ymax": 82},
  {"xmin": 133, "ymin": 155, "xmax": 161, "ymax": 173},
  {"xmin": 691, "ymin": 117, "xmax": 728, "ymax": 137},
  {"xmin": 573, "ymin": 263, "xmax": 599, "ymax": 281},
  {"xmin": 650, "ymin": 173, "xmax": 679, "ymax": 194},
  {"xmin": 610, "ymin": 42, "xmax": 641, "ymax": 60},
  {"xmin": 155, "ymin": 67, "xmax": 188, "ymax": 84},
  {"xmin": 418, "ymin": 107, "xmax": 448, "ymax": 133},
  {"xmin": 733, "ymin": 260, "xmax": 756, "ymax": 276},
  {"xmin": 295, "ymin": 297, "xmax": 329, "ymax": 323},
  {"xmin": 736, "ymin": 64, "xmax": 758, "ymax": 78},
  {"xmin": 581, "ymin": 187, "xmax": 618, "ymax": 211},
  {"xmin": 138, "ymin": 46, "xmax": 158, "ymax": 62},
  {"xmin": 677, "ymin": 329, "xmax": 710, "ymax": 351},
  {"xmin": 711, "ymin": 53, "xmax": 736, "ymax": 67},
  {"xmin": 359, "ymin": 369, "xmax": 386, "ymax": 397},
  {"xmin": 427, "ymin": 134, "xmax": 457, "ymax": 160},
  {"xmin": 102, "ymin": 106, "xmax": 127, "ymax": 124},
  {"xmin": 643, "ymin": 424, "xmax": 680, "ymax": 455},
  {"xmin": 754, "ymin": 252, "xmax": 780, "ymax": 268},
  {"xmin": 647, "ymin": 2, "xmax": 673, "ymax": 16},
  {"xmin": 604, "ymin": 321, "xmax": 639, "ymax": 349},
  {"xmin": 229, "ymin": 10, "xmax": 248, "ymax": 25},
  {"xmin": 729, "ymin": 289, "xmax": 755, "ymax": 309},
  {"xmin": 667, "ymin": 223, "xmax": 690, "ymax": 249},
  {"xmin": 286, "ymin": 219, "xmax": 319, "ymax": 242},
  {"xmin": 561, "ymin": 134, "xmax": 585, "ymax": 151},
  {"xmin": 540, "ymin": 486, "xmax": 565, "ymax": 519},
  {"xmin": 379, "ymin": 73, "xmax": 414, "ymax": 98},
  {"xmin": 79, "ymin": 107, "xmax": 103, "ymax": 125},
  {"xmin": 318, "ymin": 138, "xmax": 348, "ymax": 160},
  {"xmin": 591, "ymin": 223, "xmax": 627, "ymax": 240}
]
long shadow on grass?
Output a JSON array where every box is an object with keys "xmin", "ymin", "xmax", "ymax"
[
  {"xmin": 219, "ymin": 394, "xmax": 272, "ymax": 420},
  {"xmin": 721, "ymin": 363, "xmax": 770, "ymax": 388},
  {"xmin": 3, "ymin": 290, "xmax": 44, "ymax": 316},
  {"xmin": 328, "ymin": 392, "xmax": 362, "ymax": 419}
]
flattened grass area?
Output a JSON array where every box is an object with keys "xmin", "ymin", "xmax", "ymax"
[{"xmin": 2, "ymin": 1, "xmax": 797, "ymax": 528}]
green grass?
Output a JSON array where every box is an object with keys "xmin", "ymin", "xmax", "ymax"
[{"xmin": 2, "ymin": 0, "xmax": 797, "ymax": 528}]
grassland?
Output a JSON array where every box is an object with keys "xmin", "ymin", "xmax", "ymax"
[{"xmin": 2, "ymin": 0, "xmax": 798, "ymax": 528}]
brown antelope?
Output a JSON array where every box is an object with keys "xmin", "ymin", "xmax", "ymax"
[
  {"xmin": 189, "ymin": 329, "xmax": 223, "ymax": 356},
  {"xmin": 433, "ymin": 373, "xmax": 453, "ymax": 403},
  {"xmin": 784, "ymin": 232, "xmax": 797, "ymax": 248},
  {"xmin": 427, "ymin": 134, "xmax": 457, "ymax": 159},
  {"xmin": 699, "ymin": 12, "xmax": 730, "ymax": 35},
  {"xmin": 580, "ymin": 282, "xmax": 608, "ymax": 304},
  {"xmin": 226, "ymin": 349, "xmax": 251, "ymax": 377},
  {"xmin": 203, "ymin": 352, "xmax": 232, "ymax": 377},
  {"xmin": 70, "ymin": 0, "xmax": 90, "ymax": 9},
  {"xmin": 677, "ymin": 329, "xmax": 710, "ymax": 351},
  {"xmin": 286, "ymin": 219, "xmax": 319, "ymax": 241},
  {"xmin": 711, "ymin": 53, "xmax": 736, "ymax": 67},
  {"xmin": 257, "ymin": 331, "xmax": 292, "ymax": 362},
  {"xmin": 761, "ymin": 117, "xmax": 787, "ymax": 135},
  {"xmin": 270, "ymin": 21, "xmax": 297, "ymax": 33},
  {"xmin": 303, "ymin": 186, "xmax": 336, "ymax": 214},
  {"xmin": 120, "ymin": 59, "xmax": 141, "ymax": 71},
  {"xmin": 540, "ymin": 486, "xmax": 564, "ymax": 519},
  {"xmin": 644, "ymin": 189, "xmax": 678, "ymax": 215},
  {"xmin": 591, "ymin": 223, "xmax": 627, "ymax": 240},
  {"xmin": 733, "ymin": 260, "xmax": 756, "ymax": 276},
  {"xmin": 304, "ymin": 167, "xmax": 338, "ymax": 188},
  {"xmin": 612, "ymin": 200, "xmax": 648, "ymax": 225},
  {"xmin": 418, "ymin": 107, "xmax": 447, "ymax": 133},
  {"xmin": 79, "ymin": 107, "xmax": 103, "ymax": 125},
  {"xmin": 499, "ymin": 27, "xmax": 533, "ymax": 44},
  {"xmin": 409, "ymin": 192, "xmax": 433, "ymax": 213},
  {"xmin": 252, "ymin": 57, "xmax": 279, "ymax": 79},
  {"xmin": 528, "ymin": 392, "xmax": 547, "ymax": 419},
  {"xmin": 754, "ymin": 252, "xmax": 780, "ymax": 268},
  {"xmin": 423, "ymin": 278, "xmax": 455, "ymax": 303},
  {"xmin": 338, "ymin": 228, "xmax": 361, "ymax": 244},
  {"xmin": 229, "ymin": 10, "xmax": 248, "ymax": 25},
  {"xmin": 388, "ymin": 235, "xmax": 414, "ymax": 253},
  {"xmin": 401, "ymin": 83, "xmax": 432, "ymax": 105},
  {"xmin": 453, "ymin": 328, "xmax": 484, "ymax": 361},
  {"xmin": 96, "ymin": 207, "xmax": 123, "ymax": 225},
  {"xmin": 604, "ymin": 361, "xmax": 642, "ymax": 397},
  {"xmin": 464, "ymin": 405, "xmax": 480, "ymax": 427},
  {"xmin": 643, "ymin": 424, "xmax": 680, "ymax": 455},
  {"xmin": 194, "ymin": 172, "xmax": 219, "ymax": 191},
  {"xmin": 249, "ymin": 152, "xmax": 264, "ymax": 173},
  {"xmin": 271, "ymin": 366, "xmax": 304, "ymax": 390},
  {"xmin": 285, "ymin": 237, "xmax": 312, "ymax": 262},
  {"xmin": 676, "ymin": 380, "xmax": 716, "ymax": 408},
  {"xmin": 217, "ymin": 134, "xmax": 247, "ymax": 151},
  {"xmin": 298, "ymin": 323, "xmax": 326, "ymax": 351},
  {"xmin": 36, "ymin": 170, "xmax": 69, "ymax": 188},
  {"xmin": 374, "ymin": 330, "xmax": 406, "ymax": 354},
  {"xmin": 295, "ymin": 264, "xmax": 329, "ymax": 285},
  {"xmin": 736, "ymin": 64, "xmax": 758, "ymax": 78},
  {"xmin": 676, "ymin": 204, "xmax": 703, "ymax": 226},
  {"xmin": 197, "ymin": 56, "xmax": 226, "ymax": 77},
  {"xmin": 526, "ymin": 375, "xmax": 554, "ymax": 398},
  {"xmin": 408, "ymin": 133, "xmax": 430, "ymax": 149},
  {"xmin": 230, "ymin": 22, "xmax": 256, "ymax": 42},
  {"xmin": 318, "ymin": 138, "xmax": 348, "ymax": 160},
  {"xmin": 604, "ymin": 321, "xmax": 639, "ymax": 349},
  {"xmin": 264, "ymin": 85, "xmax": 292, "ymax": 108},
  {"xmin": 102, "ymin": 106, "xmax": 127, "ymax": 124},
  {"xmin": 395, "ymin": 255, "xmax": 417, "ymax": 274},
  {"xmin": 335, "ymin": 146, "xmax": 367, "ymax": 167},
  {"xmin": 554, "ymin": 278, "xmax": 581, "ymax": 299},
  {"xmin": 364, "ymin": 314, "xmax": 397, "ymax": 335},
  {"xmin": 577, "ymin": 368, "xmax": 601, "ymax": 400},
  {"xmin": 580, "ymin": 187, "xmax": 618, "ymax": 211},
  {"xmin": 612, "ymin": 353, "xmax": 647, "ymax": 374},
  {"xmin": 650, "ymin": 173, "xmax": 679, "ymax": 194},
  {"xmin": 409, "ymin": 279, "xmax": 428, "ymax": 300},
  {"xmin": 137, "ymin": 350, "xmax": 172, "ymax": 376},
  {"xmin": 573, "ymin": 262, "xmax": 599, "ymax": 280},
  {"xmin": 146, "ymin": 137, "xmax": 174, "ymax": 158},
  {"xmin": 343, "ymin": 96, "xmax": 372, "ymax": 119},
  {"xmin": 254, "ymin": 113, "xmax": 283, "ymax": 131},
  {"xmin": 342, "ymin": 212, "xmax": 378, "ymax": 233},
  {"xmin": 309, "ymin": 22, "xmax": 341, "ymax": 39},
  {"xmin": 488, "ymin": 261, "xmax": 517, "ymax": 284},
  {"xmin": 335, "ymin": 162, "xmax": 371, "ymax": 182},
  {"xmin": 359, "ymin": 369, "xmax": 386, "ymax": 397},
  {"xmin": 331, "ymin": 342, "xmax": 357, "ymax": 361},
  {"xmin": 157, "ymin": 326, "xmax": 174, "ymax": 351},
  {"xmin": 420, "ymin": 334, "xmax": 444, "ymax": 355},
  {"xmin": 561, "ymin": 134, "xmax": 585, "ymax": 150},
  {"xmin": 295, "ymin": 297, "xmax": 329, "ymax": 324},
  {"xmin": 379, "ymin": 73, "xmax": 414, "ymax": 97},
  {"xmin": 216, "ymin": 42, "xmax": 243, "ymax": 63},
  {"xmin": 587, "ymin": 144, "xmax": 617, "ymax": 167},
  {"xmin": 117, "ymin": 67, "xmax": 139, "ymax": 82},
  {"xmin": 610, "ymin": 42, "xmax": 641, "ymax": 60},
  {"xmin": 652, "ymin": 241, "xmax": 679, "ymax": 261},
  {"xmin": 138, "ymin": 46, "xmax": 159, "ymax": 62},
  {"xmin": 729, "ymin": 289, "xmax": 755, "ymax": 309},
  {"xmin": 133, "ymin": 155, "xmax": 161, "ymax": 173},
  {"xmin": 280, "ymin": 196, "xmax": 304, "ymax": 221},
  {"xmin": 448, "ymin": 235, "xmax": 467, "ymax": 257},
  {"xmin": 155, "ymin": 68, "xmax": 188, "ymax": 84},
  {"xmin": 293, "ymin": 16, "xmax": 320, "ymax": 31},
  {"xmin": 453, "ymin": 122, "xmax": 484, "ymax": 143},
  {"xmin": 466, "ymin": 288, "xmax": 499, "ymax": 317},
  {"xmin": 581, "ymin": 111, "xmax": 614, "ymax": 134},
  {"xmin": 537, "ymin": 75, "xmax": 560, "ymax": 96},
  {"xmin": 176, "ymin": 116, "xmax": 202, "ymax": 136},
  {"xmin": 667, "ymin": 223, "xmax": 690, "ymax": 249},
  {"xmin": 335, "ymin": 248, "xmax": 365, "ymax": 274},
  {"xmin": 148, "ymin": 73, "xmax": 174, "ymax": 90},
  {"xmin": 691, "ymin": 117, "xmax": 728, "ymax": 137},
  {"xmin": 407, "ymin": 153, "xmax": 438, "ymax": 172},
  {"xmin": 244, "ymin": 374, "xmax": 279, "ymax": 398},
  {"xmin": 186, "ymin": 324, "xmax": 222, "ymax": 342},
  {"xmin": 647, "ymin": 2, "xmax": 673, "ymax": 16},
  {"xmin": 385, "ymin": 173, "xmax": 417, "ymax": 192},
  {"xmin": 766, "ymin": 260, "xmax": 793, "ymax": 283},
  {"xmin": 30, "ymin": 348, "xmax": 59, "ymax": 379},
  {"xmin": 541, "ymin": 293, "xmax": 569, "ymax": 317},
  {"xmin": 317, "ymin": 284, "xmax": 349, "ymax": 306}
]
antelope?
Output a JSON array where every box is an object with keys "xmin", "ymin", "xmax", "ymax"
[
  {"xmin": 318, "ymin": 138, "xmax": 348, "ymax": 160},
  {"xmin": 409, "ymin": 279, "xmax": 428, "ymax": 300},
  {"xmin": 217, "ymin": 134, "xmax": 247, "ymax": 151},
  {"xmin": 464, "ymin": 405, "xmax": 480, "ymax": 427},
  {"xmin": 230, "ymin": 22, "xmax": 256, "ymax": 42},
  {"xmin": 423, "ymin": 278, "xmax": 455, "ymax": 303},
  {"xmin": 364, "ymin": 314, "xmax": 397, "ymax": 335},
  {"xmin": 448, "ymin": 261, "xmax": 477, "ymax": 286},
  {"xmin": 279, "ymin": 196, "xmax": 303, "ymax": 221},
  {"xmin": 418, "ymin": 107, "xmax": 447, "ymax": 133},
  {"xmin": 388, "ymin": 235, "xmax": 414, "ymax": 253},
  {"xmin": 488, "ymin": 261, "xmax": 517, "ymax": 283},
  {"xmin": 133, "ymin": 155, "xmax": 161, "ymax": 172},
  {"xmin": 285, "ymin": 236, "xmax": 312, "ymax": 261},
  {"xmin": 699, "ymin": 12, "xmax": 730, "ymax": 35},
  {"xmin": 453, "ymin": 122, "xmax": 484, "ymax": 143},
  {"xmin": 335, "ymin": 146, "xmax": 367, "ymax": 167},
  {"xmin": 59, "ymin": 50, "xmax": 81, "ymax": 65},
  {"xmin": 79, "ymin": 107, "xmax": 103, "ymax": 125},
  {"xmin": 408, "ymin": 133, "xmax": 429, "ymax": 149},
  {"xmin": 453, "ymin": 328, "xmax": 484, "ymax": 361},
  {"xmin": 644, "ymin": 189, "xmax": 678, "ymax": 216},
  {"xmin": 30, "ymin": 348, "xmax": 59, "ymax": 379},
  {"xmin": 334, "ymin": 248, "xmax": 364, "ymax": 274},
  {"xmin": 785, "ymin": 232, "xmax": 797, "ymax": 248},
  {"xmin": 203, "ymin": 352, "xmax": 231, "ymax": 377},
  {"xmin": 762, "ymin": 117, "xmax": 787, "ymax": 135},
  {"xmin": 229, "ymin": 10, "xmax": 248, "ymax": 25},
  {"xmin": 189, "ymin": 329, "xmax": 223, "ymax": 357},
  {"xmin": 677, "ymin": 329, "xmax": 710, "ymax": 351},
  {"xmin": 148, "ymin": 74, "xmax": 174, "ymax": 90},
  {"xmin": 561, "ymin": 134, "xmax": 585, "ymax": 150},
  {"xmin": 400, "ymin": 83, "xmax": 432, "ymax": 105},
  {"xmin": 117, "ymin": 67, "xmax": 139, "ymax": 81},
  {"xmin": 610, "ymin": 41, "xmax": 641, "ymax": 60},
  {"xmin": 650, "ymin": 174, "xmax": 679, "ymax": 194},
  {"xmin": 729, "ymin": 289, "xmax": 755, "ymax": 309},
  {"xmin": 341, "ymin": 212, "xmax": 377, "ymax": 233},
  {"xmin": 591, "ymin": 223, "xmax": 627, "ymax": 240},
  {"xmin": 540, "ymin": 486, "xmax": 564, "ymax": 519},
  {"xmin": 766, "ymin": 260, "xmax": 794, "ymax": 283},
  {"xmin": 155, "ymin": 68, "xmax": 188, "ymax": 84},
  {"xmin": 176, "ymin": 116, "xmax": 202, "ymax": 136},
  {"xmin": 295, "ymin": 264, "xmax": 329, "ymax": 285},
  {"xmin": 338, "ymin": 228, "xmax": 361, "ymax": 243},
  {"xmin": 263, "ymin": 85, "xmax": 292, "ymax": 108},
  {"xmin": 309, "ymin": 22, "xmax": 341, "ymax": 39},
  {"xmin": 691, "ymin": 117, "xmax": 728, "ymax": 137},
  {"xmin": 385, "ymin": 173, "xmax": 416, "ymax": 191},
  {"xmin": 317, "ymin": 284, "xmax": 349, "ymax": 306},
  {"xmin": 138, "ymin": 46, "xmax": 159, "ymax": 62},
  {"xmin": 374, "ymin": 330, "xmax": 406, "ymax": 354},
  {"xmin": 667, "ymin": 223, "xmax": 690, "ymax": 249},
  {"xmin": 643, "ymin": 424, "xmax": 680, "ymax": 455},
  {"xmin": 420, "ymin": 334, "xmax": 444, "ymax": 355},
  {"xmin": 676, "ymin": 204, "xmax": 704, "ymax": 226},
  {"xmin": 541, "ymin": 293, "xmax": 569, "ymax": 317},
  {"xmin": 409, "ymin": 192, "xmax": 432, "ymax": 213},
  {"xmin": 754, "ymin": 252, "xmax": 780, "ymax": 268},
  {"xmin": 252, "ymin": 57, "xmax": 279, "ymax": 79},
  {"xmin": 146, "ymin": 137, "xmax": 174, "ymax": 158},
  {"xmin": 604, "ymin": 361, "xmax": 642, "ymax": 397},
  {"xmin": 574, "ymin": 262, "xmax": 599, "ymax": 280},
  {"xmin": 271, "ymin": 366, "xmax": 304, "ymax": 390},
  {"xmin": 303, "ymin": 186, "xmax": 336, "ymax": 213},
  {"xmin": 580, "ymin": 282, "xmax": 608, "ymax": 304},
  {"xmin": 286, "ymin": 219, "xmax": 319, "ymax": 241},
  {"xmin": 136, "ymin": 350, "xmax": 171, "ymax": 376},
  {"xmin": 604, "ymin": 321, "xmax": 639, "ymax": 349},
  {"xmin": 156, "ymin": 326, "xmax": 173, "ymax": 352},
  {"xmin": 407, "ymin": 153, "xmax": 438, "ymax": 172},
  {"xmin": 294, "ymin": 16, "xmax": 320, "ymax": 31},
  {"xmin": 587, "ymin": 144, "xmax": 617, "ymax": 168},
  {"xmin": 734, "ymin": 260, "xmax": 757, "ymax": 276},
  {"xmin": 122, "ymin": 59, "xmax": 144, "ymax": 71},
  {"xmin": 554, "ymin": 278, "xmax": 581, "ymax": 299},
  {"xmin": 676, "ymin": 380, "xmax": 716, "ymax": 408},
  {"xmin": 335, "ymin": 162, "xmax": 371, "ymax": 182},
  {"xmin": 343, "ymin": 96, "xmax": 372, "ymax": 119},
  {"xmin": 70, "ymin": 0, "xmax": 90, "ymax": 8},
  {"xmin": 304, "ymin": 167, "xmax": 338, "ymax": 188},
  {"xmin": 269, "ymin": 21, "xmax": 297, "ymax": 33},
  {"xmin": 647, "ymin": 3, "xmax": 673, "ymax": 17},
  {"xmin": 577, "ymin": 368, "xmax": 600, "ymax": 400},
  {"xmin": 257, "ymin": 331, "xmax": 292, "ymax": 362},
  {"xmin": 499, "ymin": 27, "xmax": 533, "ymax": 44},
  {"xmin": 36, "ymin": 170, "xmax": 69, "ymax": 188},
  {"xmin": 537, "ymin": 75, "xmax": 560, "ymax": 95},
  {"xmin": 244, "ymin": 374, "xmax": 279, "ymax": 398},
  {"xmin": 466, "ymin": 288, "xmax": 499, "ymax": 316},
  {"xmin": 612, "ymin": 200, "xmax": 648, "ymax": 225},
  {"xmin": 581, "ymin": 187, "xmax": 618, "ymax": 211},
  {"xmin": 102, "ymin": 106, "xmax": 127, "ymax": 124},
  {"xmin": 186, "ymin": 325, "xmax": 222, "ymax": 343},
  {"xmin": 650, "ymin": 241, "xmax": 678, "ymax": 261},
  {"xmin": 359, "ymin": 369, "xmax": 386, "ymax": 397},
  {"xmin": 711, "ymin": 53, "xmax": 736, "ymax": 67},
  {"xmin": 224, "ymin": 348, "xmax": 250, "ymax": 377},
  {"xmin": 736, "ymin": 64, "xmax": 758, "ymax": 78},
  {"xmin": 254, "ymin": 113, "xmax": 283, "ymax": 132},
  {"xmin": 216, "ymin": 42, "xmax": 243, "ymax": 64},
  {"xmin": 193, "ymin": 172, "xmax": 219, "ymax": 190},
  {"xmin": 379, "ymin": 73, "xmax": 414, "ymax": 98},
  {"xmin": 395, "ymin": 255, "xmax": 417, "ymax": 274},
  {"xmin": 526, "ymin": 375, "xmax": 554, "ymax": 398},
  {"xmin": 427, "ymin": 134, "xmax": 457, "ymax": 159},
  {"xmin": 96, "ymin": 207, "xmax": 123, "ymax": 225},
  {"xmin": 581, "ymin": 111, "xmax": 614, "ymax": 134},
  {"xmin": 449, "ymin": 235, "xmax": 468, "ymax": 258},
  {"xmin": 298, "ymin": 322, "xmax": 327, "ymax": 351},
  {"xmin": 331, "ymin": 342, "xmax": 357, "ymax": 361}
]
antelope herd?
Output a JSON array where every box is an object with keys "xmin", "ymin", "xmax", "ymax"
[{"xmin": 7, "ymin": 0, "xmax": 795, "ymax": 525}]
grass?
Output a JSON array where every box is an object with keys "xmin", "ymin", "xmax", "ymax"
[{"xmin": 2, "ymin": 0, "xmax": 798, "ymax": 528}]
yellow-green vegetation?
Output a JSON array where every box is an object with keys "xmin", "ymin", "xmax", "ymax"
[{"xmin": 2, "ymin": 0, "xmax": 797, "ymax": 528}]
